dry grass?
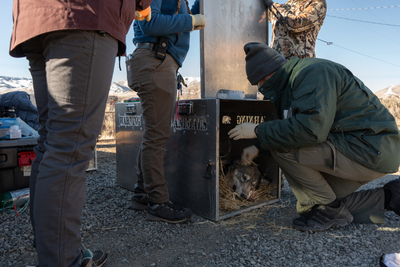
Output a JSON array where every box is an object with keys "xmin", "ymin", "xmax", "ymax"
[
  {"xmin": 98, "ymin": 111, "xmax": 115, "ymax": 141},
  {"xmin": 380, "ymin": 96, "xmax": 400, "ymax": 172},
  {"xmin": 380, "ymin": 96, "xmax": 400, "ymax": 129},
  {"xmin": 216, "ymin": 200, "xmax": 295, "ymax": 230}
]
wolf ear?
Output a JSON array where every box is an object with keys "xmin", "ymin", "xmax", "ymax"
[{"xmin": 233, "ymin": 159, "xmax": 242, "ymax": 168}]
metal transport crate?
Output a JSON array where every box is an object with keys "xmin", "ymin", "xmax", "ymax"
[
  {"xmin": 115, "ymin": 0, "xmax": 278, "ymax": 221},
  {"xmin": 115, "ymin": 100, "xmax": 280, "ymax": 221}
]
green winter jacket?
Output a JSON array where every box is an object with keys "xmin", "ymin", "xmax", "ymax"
[{"xmin": 257, "ymin": 57, "xmax": 400, "ymax": 173}]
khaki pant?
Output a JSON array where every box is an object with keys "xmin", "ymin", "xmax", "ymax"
[
  {"xmin": 129, "ymin": 48, "xmax": 179, "ymax": 203},
  {"xmin": 271, "ymin": 140, "xmax": 387, "ymax": 223}
]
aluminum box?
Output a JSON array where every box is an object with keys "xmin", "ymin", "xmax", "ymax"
[{"xmin": 116, "ymin": 100, "xmax": 280, "ymax": 221}]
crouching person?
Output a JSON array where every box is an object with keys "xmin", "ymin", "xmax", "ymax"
[{"xmin": 228, "ymin": 42, "xmax": 400, "ymax": 231}]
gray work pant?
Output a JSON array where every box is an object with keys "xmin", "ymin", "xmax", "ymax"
[
  {"xmin": 129, "ymin": 48, "xmax": 178, "ymax": 203},
  {"xmin": 271, "ymin": 140, "xmax": 387, "ymax": 223},
  {"xmin": 21, "ymin": 30, "xmax": 117, "ymax": 267}
]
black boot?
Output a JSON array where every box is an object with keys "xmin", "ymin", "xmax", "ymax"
[
  {"xmin": 130, "ymin": 184, "xmax": 148, "ymax": 211},
  {"xmin": 147, "ymin": 200, "xmax": 192, "ymax": 223},
  {"xmin": 384, "ymin": 177, "xmax": 400, "ymax": 216},
  {"xmin": 292, "ymin": 201, "xmax": 353, "ymax": 231}
]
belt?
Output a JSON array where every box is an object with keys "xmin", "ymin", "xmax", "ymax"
[{"xmin": 136, "ymin": 42, "xmax": 157, "ymax": 50}]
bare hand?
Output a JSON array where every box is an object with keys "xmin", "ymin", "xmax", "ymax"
[{"xmin": 242, "ymin": 145, "xmax": 259, "ymax": 165}]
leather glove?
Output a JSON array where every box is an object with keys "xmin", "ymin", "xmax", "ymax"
[
  {"xmin": 190, "ymin": 14, "xmax": 206, "ymax": 31},
  {"xmin": 242, "ymin": 145, "xmax": 259, "ymax": 165},
  {"xmin": 228, "ymin": 123, "xmax": 258, "ymax": 140},
  {"xmin": 135, "ymin": 6, "xmax": 152, "ymax": 21},
  {"xmin": 264, "ymin": 0, "xmax": 274, "ymax": 8}
]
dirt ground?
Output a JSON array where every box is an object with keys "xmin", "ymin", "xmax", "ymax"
[
  {"xmin": 79, "ymin": 141, "xmax": 400, "ymax": 267},
  {"xmin": 3, "ymin": 140, "xmax": 399, "ymax": 266},
  {"xmin": 82, "ymin": 141, "xmax": 299, "ymax": 267}
]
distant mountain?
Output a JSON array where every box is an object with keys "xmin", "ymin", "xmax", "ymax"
[
  {"xmin": 375, "ymin": 84, "xmax": 400, "ymax": 99},
  {"xmin": 109, "ymin": 81, "xmax": 134, "ymax": 95},
  {"xmin": 0, "ymin": 76, "xmax": 201, "ymax": 99},
  {"xmin": 0, "ymin": 76, "xmax": 32, "ymax": 91},
  {"xmin": 0, "ymin": 76, "xmax": 133, "ymax": 96}
]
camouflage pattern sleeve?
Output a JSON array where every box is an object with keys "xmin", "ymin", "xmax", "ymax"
[
  {"xmin": 268, "ymin": 0, "xmax": 327, "ymax": 60},
  {"xmin": 271, "ymin": 0, "xmax": 327, "ymax": 33}
]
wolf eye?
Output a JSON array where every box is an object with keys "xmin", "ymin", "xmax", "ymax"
[{"xmin": 242, "ymin": 174, "xmax": 250, "ymax": 182}]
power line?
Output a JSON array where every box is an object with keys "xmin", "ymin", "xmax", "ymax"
[
  {"xmin": 317, "ymin": 38, "xmax": 400, "ymax": 68},
  {"xmin": 347, "ymin": 0, "xmax": 400, "ymax": 36},
  {"xmin": 349, "ymin": 0, "xmax": 387, "ymax": 24},
  {"xmin": 326, "ymin": 15, "xmax": 400, "ymax": 27},
  {"xmin": 328, "ymin": 5, "xmax": 400, "ymax": 11},
  {"xmin": 330, "ymin": 1, "xmax": 400, "ymax": 43}
]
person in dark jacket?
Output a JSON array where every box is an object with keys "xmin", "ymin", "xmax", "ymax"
[
  {"xmin": 228, "ymin": 42, "xmax": 400, "ymax": 231},
  {"xmin": 9, "ymin": 0, "xmax": 152, "ymax": 266},
  {"xmin": 127, "ymin": 0, "xmax": 205, "ymax": 223},
  {"xmin": 0, "ymin": 91, "xmax": 39, "ymax": 130}
]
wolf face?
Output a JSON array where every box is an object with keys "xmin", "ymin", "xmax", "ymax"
[{"xmin": 226, "ymin": 160, "xmax": 261, "ymax": 200}]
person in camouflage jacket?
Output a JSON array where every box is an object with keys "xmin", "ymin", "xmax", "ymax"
[{"xmin": 264, "ymin": 0, "xmax": 327, "ymax": 60}]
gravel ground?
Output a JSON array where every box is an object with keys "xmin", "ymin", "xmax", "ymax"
[{"xmin": 1, "ymin": 140, "xmax": 400, "ymax": 267}]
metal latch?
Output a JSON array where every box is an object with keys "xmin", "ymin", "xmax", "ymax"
[
  {"xmin": 178, "ymin": 102, "xmax": 193, "ymax": 114},
  {"xmin": 125, "ymin": 104, "xmax": 137, "ymax": 115},
  {"xmin": 203, "ymin": 160, "xmax": 215, "ymax": 179}
]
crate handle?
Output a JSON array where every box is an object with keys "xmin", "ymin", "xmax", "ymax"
[
  {"xmin": 202, "ymin": 160, "xmax": 215, "ymax": 179},
  {"xmin": 125, "ymin": 104, "xmax": 137, "ymax": 115},
  {"xmin": 178, "ymin": 102, "xmax": 193, "ymax": 115}
]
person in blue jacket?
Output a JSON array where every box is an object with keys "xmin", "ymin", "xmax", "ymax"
[{"xmin": 127, "ymin": 0, "xmax": 205, "ymax": 223}]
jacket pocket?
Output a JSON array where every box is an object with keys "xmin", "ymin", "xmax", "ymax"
[
  {"xmin": 354, "ymin": 76, "xmax": 380, "ymax": 108},
  {"xmin": 292, "ymin": 83, "xmax": 316, "ymax": 113}
]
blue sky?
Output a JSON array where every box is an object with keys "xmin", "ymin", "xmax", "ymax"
[{"xmin": 1, "ymin": 0, "xmax": 399, "ymax": 93}]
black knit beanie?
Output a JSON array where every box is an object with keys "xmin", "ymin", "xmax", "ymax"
[{"xmin": 244, "ymin": 42, "xmax": 287, "ymax": 85}]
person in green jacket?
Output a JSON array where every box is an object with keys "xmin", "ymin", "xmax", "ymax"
[{"xmin": 228, "ymin": 42, "xmax": 400, "ymax": 231}]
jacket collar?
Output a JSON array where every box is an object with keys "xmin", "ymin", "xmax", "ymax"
[{"xmin": 258, "ymin": 57, "xmax": 300, "ymax": 103}]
